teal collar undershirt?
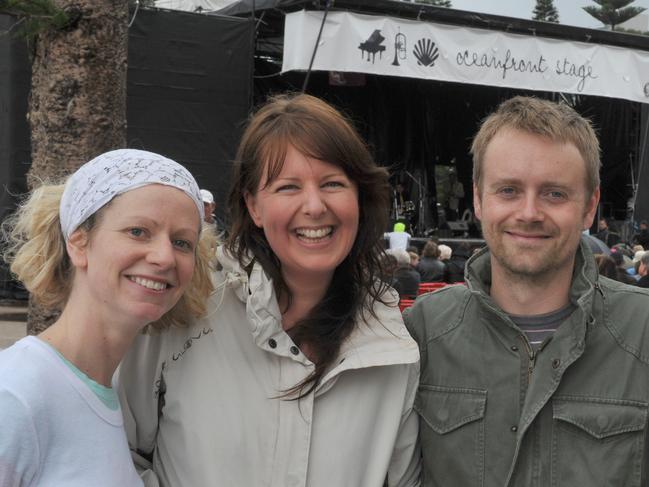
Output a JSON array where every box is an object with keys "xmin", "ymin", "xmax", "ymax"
[{"xmin": 41, "ymin": 339, "xmax": 119, "ymax": 411}]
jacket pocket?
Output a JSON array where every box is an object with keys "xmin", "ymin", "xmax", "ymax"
[
  {"xmin": 552, "ymin": 396, "xmax": 648, "ymax": 487},
  {"xmin": 415, "ymin": 385, "xmax": 487, "ymax": 487}
]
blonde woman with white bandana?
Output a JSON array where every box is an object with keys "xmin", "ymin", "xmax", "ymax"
[{"xmin": 0, "ymin": 149, "xmax": 214, "ymax": 486}]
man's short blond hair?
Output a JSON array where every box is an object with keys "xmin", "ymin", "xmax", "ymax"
[{"xmin": 471, "ymin": 96, "xmax": 601, "ymax": 197}]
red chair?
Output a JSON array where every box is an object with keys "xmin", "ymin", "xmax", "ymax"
[
  {"xmin": 418, "ymin": 282, "xmax": 447, "ymax": 295},
  {"xmin": 399, "ymin": 299, "xmax": 415, "ymax": 312}
]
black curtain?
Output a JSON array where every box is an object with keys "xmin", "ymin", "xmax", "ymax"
[
  {"xmin": 633, "ymin": 104, "xmax": 649, "ymax": 229},
  {"xmin": 0, "ymin": 14, "xmax": 30, "ymax": 299},
  {"xmin": 127, "ymin": 8, "xmax": 254, "ymax": 224}
]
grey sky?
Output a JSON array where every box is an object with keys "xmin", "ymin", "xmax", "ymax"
[{"xmin": 450, "ymin": 0, "xmax": 649, "ymax": 29}]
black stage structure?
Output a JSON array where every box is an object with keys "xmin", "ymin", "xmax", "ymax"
[
  {"xmin": 218, "ymin": 0, "xmax": 649, "ymax": 241},
  {"xmin": 126, "ymin": 8, "xmax": 253, "ymax": 218},
  {"xmin": 2, "ymin": 2, "xmax": 649, "ymax": 294},
  {"xmin": 0, "ymin": 15, "xmax": 31, "ymax": 299}
]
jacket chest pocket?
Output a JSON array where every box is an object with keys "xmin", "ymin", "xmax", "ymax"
[
  {"xmin": 552, "ymin": 396, "xmax": 648, "ymax": 487},
  {"xmin": 415, "ymin": 385, "xmax": 487, "ymax": 487}
]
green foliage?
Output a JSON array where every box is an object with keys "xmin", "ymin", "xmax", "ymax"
[
  {"xmin": 0, "ymin": 0, "xmax": 70, "ymax": 40},
  {"xmin": 582, "ymin": 0, "xmax": 646, "ymax": 30},
  {"xmin": 415, "ymin": 0, "xmax": 453, "ymax": 7},
  {"xmin": 533, "ymin": 0, "xmax": 560, "ymax": 23}
]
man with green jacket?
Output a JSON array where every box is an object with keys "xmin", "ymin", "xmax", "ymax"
[{"xmin": 405, "ymin": 96, "xmax": 649, "ymax": 486}]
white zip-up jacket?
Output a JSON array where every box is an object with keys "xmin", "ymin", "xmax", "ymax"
[{"xmin": 118, "ymin": 247, "xmax": 421, "ymax": 487}]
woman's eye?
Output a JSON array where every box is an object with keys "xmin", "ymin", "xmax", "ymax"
[
  {"xmin": 173, "ymin": 239, "xmax": 193, "ymax": 251},
  {"xmin": 323, "ymin": 181, "xmax": 345, "ymax": 188},
  {"xmin": 276, "ymin": 184, "xmax": 298, "ymax": 192},
  {"xmin": 129, "ymin": 227, "xmax": 145, "ymax": 237}
]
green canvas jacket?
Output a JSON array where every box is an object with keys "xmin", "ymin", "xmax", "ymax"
[{"xmin": 405, "ymin": 240, "xmax": 649, "ymax": 487}]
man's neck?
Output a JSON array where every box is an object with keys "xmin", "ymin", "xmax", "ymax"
[{"xmin": 489, "ymin": 258, "xmax": 574, "ymax": 316}]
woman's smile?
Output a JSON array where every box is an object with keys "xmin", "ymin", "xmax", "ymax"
[{"xmin": 245, "ymin": 144, "xmax": 359, "ymax": 284}]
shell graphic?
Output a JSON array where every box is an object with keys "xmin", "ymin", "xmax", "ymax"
[{"xmin": 413, "ymin": 38, "xmax": 439, "ymax": 67}]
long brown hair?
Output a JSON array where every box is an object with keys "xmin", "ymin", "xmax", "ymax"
[{"xmin": 227, "ymin": 93, "xmax": 390, "ymax": 397}]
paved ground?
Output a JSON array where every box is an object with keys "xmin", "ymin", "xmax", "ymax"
[{"xmin": 0, "ymin": 302, "xmax": 27, "ymax": 350}]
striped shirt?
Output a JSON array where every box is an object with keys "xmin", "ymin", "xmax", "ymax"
[{"xmin": 508, "ymin": 304, "xmax": 576, "ymax": 352}]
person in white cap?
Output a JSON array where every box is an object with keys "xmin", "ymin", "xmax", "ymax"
[
  {"xmin": 200, "ymin": 189, "xmax": 216, "ymax": 225},
  {"xmin": 0, "ymin": 149, "xmax": 214, "ymax": 486}
]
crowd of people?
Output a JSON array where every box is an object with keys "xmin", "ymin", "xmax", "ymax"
[
  {"xmin": 592, "ymin": 235, "xmax": 649, "ymax": 288},
  {"xmin": 2, "ymin": 93, "xmax": 649, "ymax": 487},
  {"xmin": 382, "ymin": 240, "xmax": 473, "ymax": 299}
]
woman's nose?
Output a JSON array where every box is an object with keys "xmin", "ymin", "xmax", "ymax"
[
  {"xmin": 301, "ymin": 187, "xmax": 327, "ymax": 217},
  {"xmin": 147, "ymin": 238, "xmax": 176, "ymax": 268}
]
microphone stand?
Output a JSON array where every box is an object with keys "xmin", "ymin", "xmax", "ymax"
[
  {"xmin": 404, "ymin": 170, "xmax": 426, "ymax": 237},
  {"xmin": 392, "ymin": 188, "xmax": 400, "ymax": 221}
]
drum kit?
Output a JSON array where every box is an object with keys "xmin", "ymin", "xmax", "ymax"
[{"xmin": 394, "ymin": 200, "xmax": 415, "ymax": 221}]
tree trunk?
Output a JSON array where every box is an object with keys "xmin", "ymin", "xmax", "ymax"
[{"xmin": 26, "ymin": 0, "xmax": 128, "ymax": 334}]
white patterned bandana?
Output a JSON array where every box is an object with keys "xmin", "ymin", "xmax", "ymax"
[{"xmin": 60, "ymin": 149, "xmax": 204, "ymax": 239}]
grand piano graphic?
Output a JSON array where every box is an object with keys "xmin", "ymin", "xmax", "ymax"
[{"xmin": 358, "ymin": 29, "xmax": 386, "ymax": 64}]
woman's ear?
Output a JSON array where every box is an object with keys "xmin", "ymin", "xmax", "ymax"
[
  {"xmin": 66, "ymin": 229, "xmax": 89, "ymax": 269},
  {"xmin": 244, "ymin": 191, "xmax": 263, "ymax": 228}
]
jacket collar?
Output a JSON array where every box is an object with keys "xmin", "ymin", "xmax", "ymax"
[
  {"xmin": 215, "ymin": 245, "xmax": 283, "ymax": 346},
  {"xmin": 320, "ymin": 294, "xmax": 419, "ymax": 387},
  {"xmin": 466, "ymin": 237, "xmax": 599, "ymax": 319},
  {"xmin": 215, "ymin": 246, "xmax": 419, "ymax": 386}
]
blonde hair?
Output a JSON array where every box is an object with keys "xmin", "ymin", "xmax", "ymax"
[
  {"xmin": 3, "ymin": 184, "xmax": 71, "ymax": 309},
  {"xmin": 471, "ymin": 96, "xmax": 600, "ymax": 197},
  {"xmin": 3, "ymin": 183, "xmax": 215, "ymax": 327}
]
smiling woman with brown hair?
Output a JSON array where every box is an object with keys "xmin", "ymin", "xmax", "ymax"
[{"xmin": 119, "ymin": 93, "xmax": 421, "ymax": 487}]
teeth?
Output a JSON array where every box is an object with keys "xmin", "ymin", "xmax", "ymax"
[
  {"xmin": 130, "ymin": 276, "xmax": 167, "ymax": 291},
  {"xmin": 296, "ymin": 227, "xmax": 333, "ymax": 239}
]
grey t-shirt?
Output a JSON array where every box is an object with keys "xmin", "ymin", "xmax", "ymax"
[{"xmin": 508, "ymin": 304, "xmax": 576, "ymax": 352}]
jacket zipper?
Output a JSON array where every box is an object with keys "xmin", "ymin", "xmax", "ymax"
[
  {"xmin": 521, "ymin": 336, "xmax": 536, "ymax": 382},
  {"xmin": 593, "ymin": 281, "xmax": 604, "ymax": 298}
]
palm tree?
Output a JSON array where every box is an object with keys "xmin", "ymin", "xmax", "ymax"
[
  {"xmin": 1, "ymin": 0, "xmax": 128, "ymax": 332},
  {"xmin": 583, "ymin": 0, "xmax": 646, "ymax": 30}
]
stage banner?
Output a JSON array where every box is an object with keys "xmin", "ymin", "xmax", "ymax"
[{"xmin": 283, "ymin": 10, "xmax": 649, "ymax": 104}]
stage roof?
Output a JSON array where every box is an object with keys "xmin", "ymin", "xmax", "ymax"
[{"xmin": 216, "ymin": 0, "xmax": 649, "ymax": 52}]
